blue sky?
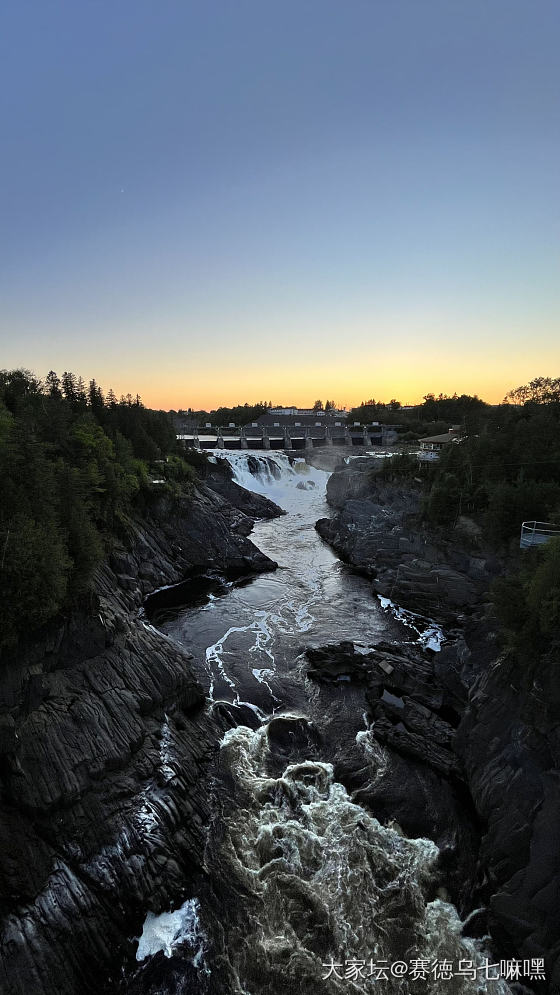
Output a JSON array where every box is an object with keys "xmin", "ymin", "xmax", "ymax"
[{"xmin": 1, "ymin": 0, "xmax": 559, "ymax": 407}]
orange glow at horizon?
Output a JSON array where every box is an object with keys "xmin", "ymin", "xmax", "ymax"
[
  {"xmin": 100, "ymin": 364, "xmax": 530, "ymax": 412},
  {"xmin": 23, "ymin": 311, "xmax": 560, "ymax": 413}
]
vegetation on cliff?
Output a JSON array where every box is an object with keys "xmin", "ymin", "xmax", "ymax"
[
  {"xmin": 373, "ymin": 381, "xmax": 560, "ymax": 671},
  {"xmin": 493, "ymin": 537, "xmax": 560, "ymax": 663},
  {"xmin": 347, "ymin": 392, "xmax": 488, "ymax": 433},
  {"xmin": 423, "ymin": 393, "xmax": 560, "ymax": 539},
  {"xmin": 0, "ymin": 368, "xmax": 197, "ymax": 648}
]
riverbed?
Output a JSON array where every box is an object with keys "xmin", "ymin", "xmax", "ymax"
[{"xmin": 125, "ymin": 453, "xmax": 508, "ymax": 995}]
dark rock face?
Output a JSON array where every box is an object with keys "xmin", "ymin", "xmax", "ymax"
[
  {"xmin": 0, "ymin": 476, "xmax": 281, "ymax": 995},
  {"xmin": 316, "ymin": 461, "xmax": 560, "ymax": 988},
  {"xmin": 0, "ymin": 623, "xmax": 213, "ymax": 995},
  {"xmin": 325, "ymin": 459, "xmax": 384, "ymax": 508},
  {"xmin": 457, "ymin": 649, "xmax": 560, "ymax": 989},
  {"xmin": 304, "ymin": 639, "xmax": 479, "ymax": 911},
  {"xmin": 265, "ymin": 715, "xmax": 322, "ymax": 772},
  {"xmin": 114, "ymin": 478, "xmax": 280, "ymax": 598},
  {"xmin": 317, "ymin": 464, "xmax": 496, "ymax": 621},
  {"xmin": 305, "ymin": 639, "xmax": 469, "ymax": 776},
  {"xmin": 204, "ymin": 462, "xmax": 285, "ymax": 523},
  {"xmin": 305, "ymin": 640, "xmax": 372, "ymax": 683}
]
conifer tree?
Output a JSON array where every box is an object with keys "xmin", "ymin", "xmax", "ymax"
[{"xmin": 45, "ymin": 370, "xmax": 62, "ymax": 398}]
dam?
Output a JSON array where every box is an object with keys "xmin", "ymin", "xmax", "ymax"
[{"xmin": 177, "ymin": 422, "xmax": 398, "ymax": 451}]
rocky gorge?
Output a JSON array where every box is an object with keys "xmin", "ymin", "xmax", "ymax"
[
  {"xmin": 316, "ymin": 457, "xmax": 560, "ymax": 992},
  {"xmin": 0, "ymin": 451, "xmax": 558, "ymax": 995},
  {"xmin": 0, "ymin": 460, "xmax": 282, "ymax": 995}
]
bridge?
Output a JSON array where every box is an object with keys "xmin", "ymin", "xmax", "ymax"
[{"xmin": 177, "ymin": 423, "xmax": 395, "ymax": 451}]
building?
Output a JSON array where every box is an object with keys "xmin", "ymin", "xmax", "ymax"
[
  {"xmin": 267, "ymin": 407, "xmax": 346, "ymax": 417},
  {"xmin": 418, "ymin": 427, "xmax": 462, "ymax": 458},
  {"xmin": 257, "ymin": 410, "xmax": 347, "ymax": 430}
]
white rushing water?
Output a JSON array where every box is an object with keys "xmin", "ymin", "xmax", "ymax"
[
  {"xmin": 212, "ymin": 719, "xmax": 510, "ymax": 994},
  {"xmin": 378, "ymin": 596, "xmax": 445, "ymax": 652},
  {"xmin": 132, "ymin": 451, "xmax": 510, "ymax": 994},
  {"xmin": 158, "ymin": 451, "xmax": 437, "ymax": 712},
  {"xmin": 216, "ymin": 449, "xmax": 327, "ymax": 507},
  {"xmin": 136, "ymin": 897, "xmax": 207, "ymax": 965}
]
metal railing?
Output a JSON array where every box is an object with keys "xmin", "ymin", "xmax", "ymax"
[{"xmin": 520, "ymin": 521, "xmax": 560, "ymax": 549}]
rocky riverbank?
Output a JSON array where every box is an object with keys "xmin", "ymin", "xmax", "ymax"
[
  {"xmin": 3, "ymin": 450, "xmax": 558, "ymax": 994},
  {"xmin": 303, "ymin": 637, "xmax": 480, "ymax": 916},
  {"xmin": 0, "ymin": 461, "xmax": 282, "ymax": 995},
  {"xmin": 316, "ymin": 458, "xmax": 498, "ymax": 623},
  {"xmin": 315, "ymin": 457, "xmax": 559, "ymax": 991}
]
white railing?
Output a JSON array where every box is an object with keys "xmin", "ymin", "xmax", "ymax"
[{"xmin": 520, "ymin": 521, "xmax": 560, "ymax": 549}]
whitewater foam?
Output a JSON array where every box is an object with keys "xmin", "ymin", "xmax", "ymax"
[{"xmin": 136, "ymin": 897, "xmax": 206, "ymax": 965}]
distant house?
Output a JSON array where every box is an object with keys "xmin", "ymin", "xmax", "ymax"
[{"xmin": 419, "ymin": 427, "xmax": 462, "ymax": 456}]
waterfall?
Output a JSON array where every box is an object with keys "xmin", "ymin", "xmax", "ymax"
[
  {"xmin": 127, "ymin": 452, "xmax": 508, "ymax": 995},
  {"xmin": 211, "ymin": 450, "xmax": 325, "ymax": 511}
]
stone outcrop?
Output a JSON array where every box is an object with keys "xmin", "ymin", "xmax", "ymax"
[
  {"xmin": 315, "ymin": 459, "xmax": 560, "ymax": 989},
  {"xmin": 203, "ymin": 461, "xmax": 285, "ymax": 526},
  {"xmin": 0, "ymin": 473, "xmax": 281, "ymax": 995},
  {"xmin": 317, "ymin": 462, "xmax": 496, "ymax": 621},
  {"xmin": 457, "ymin": 647, "xmax": 560, "ymax": 989},
  {"xmin": 304, "ymin": 638, "xmax": 479, "ymax": 912}
]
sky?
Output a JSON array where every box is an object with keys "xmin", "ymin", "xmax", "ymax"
[{"xmin": 1, "ymin": 0, "xmax": 559, "ymax": 410}]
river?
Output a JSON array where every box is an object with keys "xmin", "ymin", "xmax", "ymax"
[{"xmin": 124, "ymin": 452, "xmax": 509, "ymax": 995}]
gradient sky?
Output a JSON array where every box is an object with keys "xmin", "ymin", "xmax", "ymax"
[{"xmin": 1, "ymin": 0, "xmax": 559, "ymax": 409}]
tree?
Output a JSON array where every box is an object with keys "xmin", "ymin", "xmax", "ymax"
[
  {"xmin": 76, "ymin": 376, "xmax": 87, "ymax": 408},
  {"xmin": 421, "ymin": 392, "xmax": 487, "ymax": 429},
  {"xmin": 324, "ymin": 399, "xmax": 336, "ymax": 411},
  {"xmin": 505, "ymin": 376, "xmax": 560, "ymax": 406},
  {"xmin": 88, "ymin": 379, "xmax": 104, "ymax": 414},
  {"xmin": 313, "ymin": 400, "xmax": 324, "ymax": 411},
  {"xmin": 0, "ymin": 369, "xmax": 42, "ymax": 412},
  {"xmin": 61, "ymin": 371, "xmax": 78, "ymax": 405},
  {"xmin": 0, "ymin": 366, "xmax": 197, "ymax": 647},
  {"xmin": 0, "ymin": 512, "xmax": 71, "ymax": 644},
  {"xmin": 426, "ymin": 473, "xmax": 461, "ymax": 526},
  {"xmin": 493, "ymin": 538, "xmax": 560, "ymax": 660},
  {"xmin": 45, "ymin": 370, "xmax": 62, "ymax": 398}
]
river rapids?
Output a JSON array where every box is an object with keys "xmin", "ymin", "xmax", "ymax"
[{"xmin": 123, "ymin": 452, "xmax": 510, "ymax": 995}]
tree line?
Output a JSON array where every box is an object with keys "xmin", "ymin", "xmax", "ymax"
[
  {"xmin": 378, "ymin": 378, "xmax": 560, "ymax": 671},
  {"xmin": 348, "ymin": 392, "xmax": 489, "ymax": 430},
  {"xmin": 0, "ymin": 369, "xmax": 195, "ymax": 649},
  {"xmin": 177, "ymin": 402, "xmax": 273, "ymax": 426},
  {"xmin": 423, "ymin": 395, "xmax": 560, "ymax": 538}
]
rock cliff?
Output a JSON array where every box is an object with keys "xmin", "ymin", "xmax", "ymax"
[
  {"xmin": 317, "ymin": 461, "xmax": 497, "ymax": 621},
  {"xmin": 316, "ymin": 459, "xmax": 560, "ymax": 990},
  {"xmin": 0, "ymin": 469, "xmax": 281, "ymax": 995}
]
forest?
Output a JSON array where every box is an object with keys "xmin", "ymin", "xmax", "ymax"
[
  {"xmin": 3, "ymin": 369, "xmax": 560, "ymax": 664},
  {"xmin": 381, "ymin": 378, "xmax": 560, "ymax": 669},
  {"xmin": 0, "ymin": 369, "xmax": 196, "ymax": 649},
  {"xmin": 423, "ymin": 391, "xmax": 560, "ymax": 537}
]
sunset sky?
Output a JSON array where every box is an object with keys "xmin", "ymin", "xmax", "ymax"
[{"xmin": 1, "ymin": 1, "xmax": 559, "ymax": 410}]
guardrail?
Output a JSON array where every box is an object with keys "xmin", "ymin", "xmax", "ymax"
[{"xmin": 520, "ymin": 521, "xmax": 560, "ymax": 549}]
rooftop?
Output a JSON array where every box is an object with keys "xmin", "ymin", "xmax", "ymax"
[{"xmin": 420, "ymin": 429, "xmax": 463, "ymax": 445}]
